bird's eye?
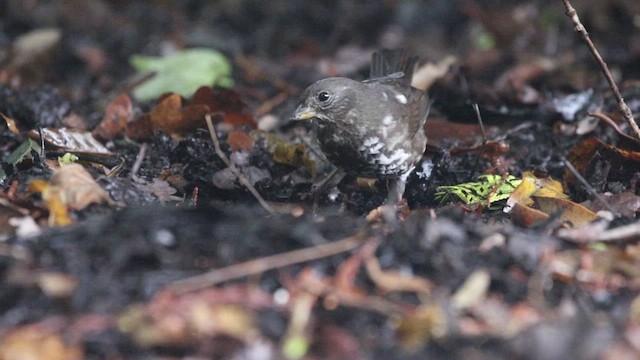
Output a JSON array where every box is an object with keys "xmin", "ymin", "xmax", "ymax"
[{"xmin": 317, "ymin": 91, "xmax": 331, "ymax": 102}]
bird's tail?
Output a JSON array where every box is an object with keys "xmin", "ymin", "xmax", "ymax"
[{"xmin": 370, "ymin": 49, "xmax": 418, "ymax": 84}]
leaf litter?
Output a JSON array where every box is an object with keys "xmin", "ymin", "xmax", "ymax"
[{"xmin": 1, "ymin": 1, "xmax": 640, "ymax": 359}]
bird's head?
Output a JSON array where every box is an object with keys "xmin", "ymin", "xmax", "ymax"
[{"xmin": 291, "ymin": 78, "xmax": 358, "ymax": 124}]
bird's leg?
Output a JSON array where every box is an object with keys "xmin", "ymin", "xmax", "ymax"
[
  {"xmin": 312, "ymin": 168, "xmax": 345, "ymax": 214},
  {"xmin": 386, "ymin": 178, "xmax": 406, "ymax": 206}
]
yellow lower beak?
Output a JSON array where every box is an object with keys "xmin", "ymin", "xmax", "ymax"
[{"xmin": 291, "ymin": 107, "xmax": 316, "ymax": 121}]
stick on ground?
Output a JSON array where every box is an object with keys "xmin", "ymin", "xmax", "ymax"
[
  {"xmin": 561, "ymin": 0, "xmax": 640, "ymax": 140},
  {"xmin": 205, "ymin": 114, "xmax": 274, "ymax": 214},
  {"xmin": 170, "ymin": 230, "xmax": 366, "ymax": 293}
]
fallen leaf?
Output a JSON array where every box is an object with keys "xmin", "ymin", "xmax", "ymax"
[
  {"xmin": 191, "ymin": 86, "xmax": 255, "ymax": 128},
  {"xmin": 510, "ymin": 201, "xmax": 550, "ymax": 228},
  {"xmin": 28, "ymin": 127, "xmax": 111, "ymax": 155},
  {"xmin": 395, "ymin": 304, "xmax": 447, "ymax": 351},
  {"xmin": 29, "ymin": 164, "xmax": 112, "ymax": 225},
  {"xmin": 532, "ymin": 196, "xmax": 597, "ymax": 228},
  {"xmin": 565, "ymin": 137, "xmax": 640, "ymax": 186},
  {"xmin": 149, "ymin": 93, "xmax": 185, "ymax": 134},
  {"xmin": 272, "ymin": 141, "xmax": 316, "ymax": 176},
  {"xmin": 125, "ymin": 114, "xmax": 153, "ymax": 140},
  {"xmin": 0, "ymin": 320, "xmax": 83, "ymax": 360},
  {"xmin": 130, "ymin": 48, "xmax": 233, "ymax": 101},
  {"xmin": 451, "ymin": 269, "xmax": 491, "ymax": 311},
  {"xmin": 92, "ymin": 93, "xmax": 133, "ymax": 140},
  {"xmin": 504, "ymin": 171, "xmax": 568, "ymax": 213},
  {"xmin": 227, "ymin": 130, "xmax": 254, "ymax": 151}
]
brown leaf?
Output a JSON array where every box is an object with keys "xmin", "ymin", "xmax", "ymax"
[
  {"xmin": 180, "ymin": 103, "xmax": 210, "ymax": 130},
  {"xmin": 93, "ymin": 93, "xmax": 133, "ymax": 140},
  {"xmin": 227, "ymin": 130, "xmax": 254, "ymax": 151},
  {"xmin": 510, "ymin": 201, "xmax": 549, "ymax": 228},
  {"xmin": 565, "ymin": 137, "xmax": 640, "ymax": 186},
  {"xmin": 149, "ymin": 93, "xmax": 185, "ymax": 134},
  {"xmin": 191, "ymin": 86, "xmax": 255, "ymax": 128},
  {"xmin": 0, "ymin": 320, "xmax": 84, "ymax": 360},
  {"xmin": 125, "ymin": 114, "xmax": 153, "ymax": 140},
  {"xmin": 29, "ymin": 164, "xmax": 113, "ymax": 226},
  {"xmin": 532, "ymin": 196, "xmax": 597, "ymax": 228},
  {"xmin": 587, "ymin": 192, "xmax": 640, "ymax": 217},
  {"xmin": 28, "ymin": 127, "xmax": 111, "ymax": 155}
]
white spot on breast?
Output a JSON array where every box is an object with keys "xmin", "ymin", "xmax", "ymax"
[
  {"xmin": 395, "ymin": 94, "xmax": 407, "ymax": 104},
  {"xmin": 383, "ymin": 115, "xmax": 395, "ymax": 125},
  {"xmin": 369, "ymin": 142, "xmax": 384, "ymax": 154},
  {"xmin": 332, "ymin": 134, "xmax": 342, "ymax": 142},
  {"xmin": 382, "ymin": 92, "xmax": 388, "ymax": 101},
  {"xmin": 362, "ymin": 136, "xmax": 379, "ymax": 147},
  {"xmin": 378, "ymin": 149, "xmax": 410, "ymax": 166}
]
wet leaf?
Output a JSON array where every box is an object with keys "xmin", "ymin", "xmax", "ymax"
[
  {"xmin": 1, "ymin": 112, "xmax": 20, "ymax": 134},
  {"xmin": 565, "ymin": 137, "xmax": 640, "ymax": 186},
  {"xmin": 1, "ymin": 139, "xmax": 40, "ymax": 184},
  {"xmin": 510, "ymin": 201, "xmax": 550, "ymax": 228},
  {"xmin": 436, "ymin": 174, "xmax": 521, "ymax": 205},
  {"xmin": 227, "ymin": 130, "xmax": 254, "ymax": 151},
  {"xmin": 130, "ymin": 48, "xmax": 233, "ymax": 101},
  {"xmin": 57, "ymin": 153, "xmax": 79, "ymax": 166},
  {"xmin": 28, "ymin": 128, "xmax": 111, "ymax": 155},
  {"xmin": 587, "ymin": 192, "xmax": 640, "ymax": 217},
  {"xmin": 37, "ymin": 272, "xmax": 78, "ymax": 299},
  {"xmin": 272, "ymin": 141, "xmax": 316, "ymax": 176},
  {"xmin": 148, "ymin": 93, "xmax": 185, "ymax": 134},
  {"xmin": 395, "ymin": 304, "xmax": 447, "ymax": 351},
  {"xmin": 0, "ymin": 322, "xmax": 83, "ymax": 360},
  {"xmin": 190, "ymin": 86, "xmax": 255, "ymax": 128},
  {"xmin": 532, "ymin": 196, "xmax": 597, "ymax": 228},
  {"xmin": 92, "ymin": 93, "xmax": 133, "ymax": 140},
  {"xmin": 504, "ymin": 171, "xmax": 568, "ymax": 213},
  {"xmin": 451, "ymin": 269, "xmax": 491, "ymax": 311},
  {"xmin": 29, "ymin": 164, "xmax": 112, "ymax": 225}
]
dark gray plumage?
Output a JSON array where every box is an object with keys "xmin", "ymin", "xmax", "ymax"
[{"xmin": 292, "ymin": 49, "xmax": 429, "ymax": 204}]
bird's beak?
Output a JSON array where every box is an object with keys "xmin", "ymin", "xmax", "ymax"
[{"xmin": 291, "ymin": 106, "xmax": 316, "ymax": 121}]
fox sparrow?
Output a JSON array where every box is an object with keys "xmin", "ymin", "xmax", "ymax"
[{"xmin": 291, "ymin": 49, "xmax": 429, "ymax": 204}]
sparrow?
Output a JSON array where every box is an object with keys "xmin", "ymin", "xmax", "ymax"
[{"xmin": 291, "ymin": 49, "xmax": 429, "ymax": 204}]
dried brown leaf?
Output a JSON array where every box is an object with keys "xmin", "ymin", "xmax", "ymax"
[{"xmin": 93, "ymin": 93, "xmax": 133, "ymax": 140}]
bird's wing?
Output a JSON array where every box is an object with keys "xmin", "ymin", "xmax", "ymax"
[{"xmin": 408, "ymin": 88, "xmax": 430, "ymax": 138}]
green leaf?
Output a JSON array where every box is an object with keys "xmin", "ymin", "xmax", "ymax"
[
  {"xmin": 0, "ymin": 139, "xmax": 40, "ymax": 184},
  {"xmin": 435, "ymin": 175, "xmax": 522, "ymax": 205},
  {"xmin": 130, "ymin": 48, "xmax": 233, "ymax": 101},
  {"xmin": 58, "ymin": 152, "xmax": 79, "ymax": 166}
]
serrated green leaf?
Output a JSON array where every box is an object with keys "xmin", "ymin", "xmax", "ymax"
[
  {"xmin": 130, "ymin": 48, "xmax": 233, "ymax": 101},
  {"xmin": 436, "ymin": 175, "xmax": 522, "ymax": 205}
]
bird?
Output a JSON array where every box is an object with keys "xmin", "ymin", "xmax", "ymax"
[{"xmin": 291, "ymin": 49, "xmax": 429, "ymax": 205}]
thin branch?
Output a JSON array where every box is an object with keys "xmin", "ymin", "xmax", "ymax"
[
  {"xmin": 129, "ymin": 143, "xmax": 147, "ymax": 182},
  {"xmin": 205, "ymin": 114, "xmax": 274, "ymax": 214},
  {"xmin": 170, "ymin": 230, "xmax": 366, "ymax": 293},
  {"xmin": 561, "ymin": 0, "xmax": 640, "ymax": 140},
  {"xmin": 562, "ymin": 157, "xmax": 617, "ymax": 215},
  {"xmin": 558, "ymin": 220, "xmax": 640, "ymax": 243}
]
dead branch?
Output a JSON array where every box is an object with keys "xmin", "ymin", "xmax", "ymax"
[
  {"xmin": 170, "ymin": 230, "xmax": 367, "ymax": 293},
  {"xmin": 561, "ymin": 0, "xmax": 640, "ymax": 140},
  {"xmin": 205, "ymin": 114, "xmax": 274, "ymax": 214}
]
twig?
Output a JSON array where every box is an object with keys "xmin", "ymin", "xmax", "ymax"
[
  {"xmin": 562, "ymin": 157, "xmax": 618, "ymax": 215},
  {"xmin": 170, "ymin": 230, "xmax": 366, "ymax": 293},
  {"xmin": 589, "ymin": 111, "xmax": 639, "ymax": 143},
  {"xmin": 561, "ymin": 0, "xmax": 640, "ymax": 140},
  {"xmin": 255, "ymin": 92, "xmax": 289, "ymax": 118},
  {"xmin": 558, "ymin": 220, "xmax": 640, "ymax": 243},
  {"xmin": 129, "ymin": 143, "xmax": 147, "ymax": 182},
  {"xmin": 205, "ymin": 114, "xmax": 274, "ymax": 214}
]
